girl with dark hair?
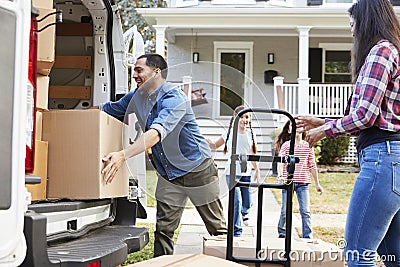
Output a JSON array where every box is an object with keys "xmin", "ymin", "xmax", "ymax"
[
  {"xmin": 296, "ymin": 0, "xmax": 400, "ymax": 265},
  {"xmin": 207, "ymin": 105, "xmax": 260, "ymax": 236},
  {"xmin": 274, "ymin": 120, "xmax": 292, "ymax": 153},
  {"xmin": 275, "ymin": 120, "xmax": 323, "ymax": 239}
]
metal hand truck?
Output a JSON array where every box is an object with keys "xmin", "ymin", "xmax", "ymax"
[{"xmin": 226, "ymin": 108, "xmax": 299, "ymax": 267}]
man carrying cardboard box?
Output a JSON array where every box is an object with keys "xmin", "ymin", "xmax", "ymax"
[{"xmin": 98, "ymin": 53, "xmax": 227, "ymax": 257}]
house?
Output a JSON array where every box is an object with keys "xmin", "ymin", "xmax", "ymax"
[{"xmin": 137, "ymin": 0, "xmax": 400, "ymax": 172}]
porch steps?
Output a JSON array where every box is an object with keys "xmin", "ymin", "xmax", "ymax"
[{"xmin": 197, "ymin": 116, "xmax": 279, "ymax": 178}]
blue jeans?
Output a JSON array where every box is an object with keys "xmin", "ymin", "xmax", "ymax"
[
  {"xmin": 344, "ymin": 141, "xmax": 400, "ymax": 267},
  {"xmin": 226, "ymin": 175, "xmax": 252, "ymax": 237},
  {"xmin": 278, "ymin": 183, "xmax": 312, "ymax": 238}
]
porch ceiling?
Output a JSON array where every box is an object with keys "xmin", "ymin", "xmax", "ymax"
[{"xmin": 137, "ymin": 7, "xmax": 353, "ymax": 40}]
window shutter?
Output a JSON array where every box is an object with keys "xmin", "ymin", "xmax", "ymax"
[{"xmin": 307, "ymin": 0, "xmax": 322, "ymax": 6}]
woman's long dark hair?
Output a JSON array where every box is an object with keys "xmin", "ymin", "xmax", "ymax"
[
  {"xmin": 223, "ymin": 105, "xmax": 257, "ymax": 155},
  {"xmin": 348, "ymin": 0, "xmax": 400, "ymax": 81}
]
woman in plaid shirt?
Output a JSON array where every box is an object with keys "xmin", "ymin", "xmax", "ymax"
[{"xmin": 297, "ymin": 0, "xmax": 400, "ymax": 266}]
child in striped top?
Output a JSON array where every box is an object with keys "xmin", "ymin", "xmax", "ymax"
[{"xmin": 276, "ymin": 120, "xmax": 324, "ymax": 239}]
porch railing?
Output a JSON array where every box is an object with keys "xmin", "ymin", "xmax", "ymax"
[
  {"xmin": 274, "ymin": 79, "xmax": 354, "ymax": 118},
  {"xmin": 273, "ymin": 77, "xmax": 356, "ymax": 163}
]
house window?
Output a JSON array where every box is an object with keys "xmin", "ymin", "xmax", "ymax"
[{"xmin": 324, "ymin": 51, "xmax": 351, "ymax": 83}]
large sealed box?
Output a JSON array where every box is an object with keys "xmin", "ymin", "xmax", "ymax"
[
  {"xmin": 42, "ymin": 109, "xmax": 129, "ymax": 199},
  {"xmin": 26, "ymin": 140, "xmax": 48, "ymax": 201},
  {"xmin": 131, "ymin": 254, "xmax": 247, "ymax": 267},
  {"xmin": 203, "ymin": 236, "xmax": 345, "ymax": 267}
]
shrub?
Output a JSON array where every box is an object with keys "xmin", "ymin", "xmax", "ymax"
[
  {"xmin": 318, "ymin": 136, "xmax": 350, "ymax": 165},
  {"xmin": 313, "ymin": 140, "xmax": 322, "ymax": 164}
]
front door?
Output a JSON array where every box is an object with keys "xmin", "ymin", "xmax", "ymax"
[{"xmin": 213, "ymin": 42, "xmax": 253, "ymax": 117}]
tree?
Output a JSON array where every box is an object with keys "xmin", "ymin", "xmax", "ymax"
[{"xmin": 116, "ymin": 0, "xmax": 165, "ymax": 52}]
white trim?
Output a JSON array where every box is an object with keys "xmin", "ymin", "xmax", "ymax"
[
  {"xmin": 323, "ymin": 0, "xmax": 356, "ymax": 6},
  {"xmin": 319, "ymin": 43, "xmax": 352, "ymax": 50},
  {"xmin": 213, "ymin": 41, "xmax": 253, "ymax": 118},
  {"xmin": 174, "ymin": 0, "xmax": 198, "ymax": 7},
  {"xmin": 211, "ymin": 0, "xmax": 256, "ymax": 5}
]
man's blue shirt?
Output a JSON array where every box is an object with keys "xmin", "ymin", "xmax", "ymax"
[{"xmin": 100, "ymin": 82, "xmax": 212, "ymax": 180}]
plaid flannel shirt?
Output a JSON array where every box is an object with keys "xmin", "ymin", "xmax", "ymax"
[{"xmin": 325, "ymin": 40, "xmax": 400, "ymax": 138}]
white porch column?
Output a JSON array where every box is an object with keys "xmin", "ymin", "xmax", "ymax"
[
  {"xmin": 297, "ymin": 26, "xmax": 311, "ymax": 115},
  {"xmin": 273, "ymin": 76, "xmax": 284, "ymax": 110},
  {"xmin": 153, "ymin": 25, "xmax": 167, "ymax": 58},
  {"xmin": 182, "ymin": 75, "xmax": 192, "ymax": 98}
]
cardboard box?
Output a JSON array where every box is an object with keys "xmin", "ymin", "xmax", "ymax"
[
  {"xmin": 131, "ymin": 254, "xmax": 247, "ymax": 267},
  {"xmin": 33, "ymin": 0, "xmax": 53, "ymax": 9},
  {"xmin": 36, "ymin": 75, "xmax": 49, "ymax": 110},
  {"xmin": 42, "ymin": 109, "xmax": 129, "ymax": 199},
  {"xmin": 35, "ymin": 111, "xmax": 43, "ymax": 140},
  {"xmin": 203, "ymin": 236, "xmax": 345, "ymax": 267},
  {"xmin": 37, "ymin": 8, "xmax": 56, "ymax": 75},
  {"xmin": 26, "ymin": 140, "xmax": 48, "ymax": 201}
]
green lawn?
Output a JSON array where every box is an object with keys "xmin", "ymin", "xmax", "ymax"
[
  {"xmin": 312, "ymin": 226, "xmax": 344, "ymax": 245},
  {"xmin": 145, "ymin": 170, "xmax": 158, "ymax": 207},
  {"xmin": 266, "ymin": 172, "xmax": 357, "ymax": 214},
  {"xmin": 147, "ymin": 170, "xmax": 356, "ymax": 213}
]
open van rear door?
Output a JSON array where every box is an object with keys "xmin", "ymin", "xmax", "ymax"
[{"xmin": 0, "ymin": 0, "xmax": 31, "ymax": 265}]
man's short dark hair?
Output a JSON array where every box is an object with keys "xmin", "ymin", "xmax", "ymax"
[{"xmin": 138, "ymin": 53, "xmax": 168, "ymax": 79}]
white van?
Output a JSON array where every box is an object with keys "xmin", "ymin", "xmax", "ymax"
[{"xmin": 0, "ymin": 0, "xmax": 148, "ymax": 266}]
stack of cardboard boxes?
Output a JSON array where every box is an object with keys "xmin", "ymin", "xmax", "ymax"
[
  {"xmin": 203, "ymin": 236, "xmax": 345, "ymax": 267},
  {"xmin": 26, "ymin": 0, "xmax": 129, "ymax": 201},
  {"xmin": 25, "ymin": 0, "xmax": 55, "ymax": 201}
]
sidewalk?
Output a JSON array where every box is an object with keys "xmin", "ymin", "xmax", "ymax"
[
  {"xmin": 137, "ymin": 187, "xmax": 346, "ymax": 255},
  {"xmin": 173, "ymin": 187, "xmax": 299, "ymax": 254}
]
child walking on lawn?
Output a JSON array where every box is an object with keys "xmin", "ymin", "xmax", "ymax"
[
  {"xmin": 275, "ymin": 120, "xmax": 324, "ymax": 239},
  {"xmin": 207, "ymin": 105, "xmax": 260, "ymax": 237}
]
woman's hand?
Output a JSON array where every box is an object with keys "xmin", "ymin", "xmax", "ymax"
[
  {"xmin": 295, "ymin": 116, "xmax": 325, "ymax": 133},
  {"xmin": 102, "ymin": 150, "xmax": 126, "ymax": 184},
  {"xmin": 305, "ymin": 125, "xmax": 326, "ymax": 147}
]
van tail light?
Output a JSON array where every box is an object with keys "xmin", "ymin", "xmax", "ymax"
[
  {"xmin": 86, "ymin": 262, "xmax": 100, "ymax": 267},
  {"xmin": 25, "ymin": 17, "xmax": 38, "ymax": 174}
]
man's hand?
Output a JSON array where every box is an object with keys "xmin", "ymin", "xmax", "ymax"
[
  {"xmin": 102, "ymin": 150, "xmax": 126, "ymax": 184},
  {"xmin": 295, "ymin": 116, "xmax": 324, "ymax": 133}
]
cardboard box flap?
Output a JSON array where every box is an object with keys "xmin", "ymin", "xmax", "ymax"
[
  {"xmin": 203, "ymin": 236, "xmax": 345, "ymax": 267},
  {"xmin": 132, "ymin": 254, "xmax": 247, "ymax": 267}
]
